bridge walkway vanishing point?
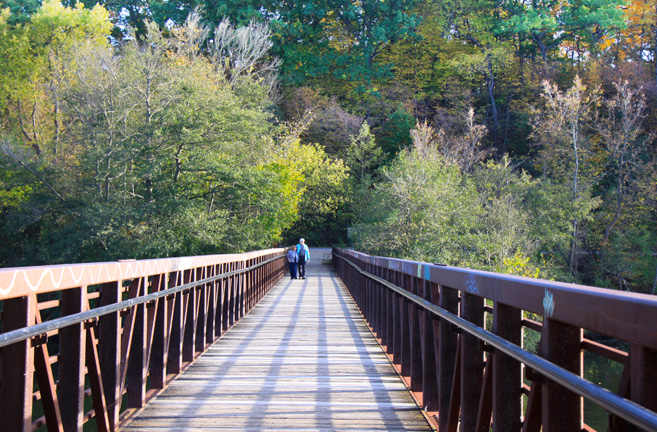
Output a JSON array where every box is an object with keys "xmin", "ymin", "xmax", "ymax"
[{"xmin": 122, "ymin": 262, "xmax": 433, "ymax": 431}]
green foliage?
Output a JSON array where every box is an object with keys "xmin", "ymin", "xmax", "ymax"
[
  {"xmin": 375, "ymin": 108, "xmax": 415, "ymax": 158},
  {"xmin": 343, "ymin": 122, "xmax": 382, "ymax": 180},
  {"xmin": 0, "ymin": 10, "xmax": 316, "ymax": 265},
  {"xmin": 1, "ymin": 0, "xmax": 655, "ymax": 297},
  {"xmin": 352, "ymin": 146, "xmax": 480, "ymax": 265},
  {"xmin": 281, "ymin": 141, "xmax": 350, "ymax": 246},
  {"xmin": 592, "ymin": 227, "xmax": 657, "ymax": 293},
  {"xmin": 498, "ymin": 0, "xmax": 627, "ymax": 60}
]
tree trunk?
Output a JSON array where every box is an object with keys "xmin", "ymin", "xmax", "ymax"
[
  {"xmin": 651, "ymin": 261, "xmax": 657, "ymax": 295},
  {"xmin": 486, "ymin": 55, "xmax": 499, "ymax": 147},
  {"xmin": 49, "ymin": 52, "xmax": 60, "ymax": 155},
  {"xmin": 654, "ymin": 4, "xmax": 657, "ymax": 86}
]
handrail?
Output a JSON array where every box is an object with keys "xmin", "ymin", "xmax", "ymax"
[
  {"xmin": 335, "ymin": 253, "xmax": 657, "ymax": 431},
  {"xmin": 0, "ymin": 254, "xmax": 282, "ymax": 349},
  {"xmin": 333, "ymin": 248, "xmax": 657, "ymax": 432},
  {"xmin": 0, "ymin": 248, "xmax": 287, "ymax": 432}
]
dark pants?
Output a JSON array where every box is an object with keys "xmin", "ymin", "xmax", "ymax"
[
  {"xmin": 288, "ymin": 262, "xmax": 297, "ymax": 278},
  {"xmin": 298, "ymin": 260, "xmax": 306, "ymax": 278}
]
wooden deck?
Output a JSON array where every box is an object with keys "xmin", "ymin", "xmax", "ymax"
[{"xmin": 122, "ymin": 262, "xmax": 433, "ymax": 431}]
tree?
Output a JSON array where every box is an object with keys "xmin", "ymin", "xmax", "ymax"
[
  {"xmin": 598, "ymin": 81, "xmax": 655, "ymax": 243},
  {"xmin": 498, "ymin": 0, "xmax": 627, "ymax": 64},
  {"xmin": 324, "ymin": 0, "xmax": 422, "ymax": 90},
  {"xmin": 0, "ymin": 0, "xmax": 110, "ymax": 156},
  {"xmin": 281, "ymin": 141, "xmax": 350, "ymax": 246},
  {"xmin": 0, "ymin": 12, "xmax": 320, "ymax": 265},
  {"xmin": 352, "ymin": 145, "xmax": 479, "ymax": 263},
  {"xmin": 531, "ymin": 76, "xmax": 603, "ymax": 278},
  {"xmin": 419, "ymin": 108, "xmax": 488, "ymax": 173}
]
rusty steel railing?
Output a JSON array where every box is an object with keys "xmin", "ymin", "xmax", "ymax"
[
  {"xmin": 0, "ymin": 248, "xmax": 286, "ymax": 432},
  {"xmin": 333, "ymin": 248, "xmax": 657, "ymax": 432}
]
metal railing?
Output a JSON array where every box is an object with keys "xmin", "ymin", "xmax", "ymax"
[
  {"xmin": 0, "ymin": 249, "xmax": 286, "ymax": 432},
  {"xmin": 333, "ymin": 248, "xmax": 657, "ymax": 432}
]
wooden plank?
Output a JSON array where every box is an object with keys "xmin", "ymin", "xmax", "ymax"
[{"xmin": 124, "ymin": 265, "xmax": 432, "ymax": 431}]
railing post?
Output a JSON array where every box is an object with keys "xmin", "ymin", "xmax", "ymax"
[
  {"xmin": 421, "ymin": 279, "xmax": 439, "ymax": 411},
  {"xmin": 376, "ymin": 266, "xmax": 385, "ymax": 342},
  {"xmin": 222, "ymin": 264, "xmax": 230, "ymax": 332},
  {"xmin": 205, "ymin": 267, "xmax": 215, "ymax": 344},
  {"xmin": 127, "ymin": 278, "xmax": 147, "ymax": 409},
  {"xmin": 493, "ymin": 302, "xmax": 522, "ymax": 432},
  {"xmin": 387, "ymin": 285, "xmax": 395, "ymax": 355},
  {"xmin": 228, "ymin": 263, "xmax": 236, "ymax": 327},
  {"xmin": 195, "ymin": 268, "xmax": 207, "ymax": 353},
  {"xmin": 630, "ymin": 344, "xmax": 657, "ymax": 422},
  {"xmin": 409, "ymin": 276, "xmax": 423, "ymax": 393},
  {"xmin": 541, "ymin": 318, "xmax": 582, "ymax": 432},
  {"xmin": 214, "ymin": 266, "xmax": 223, "ymax": 338},
  {"xmin": 438, "ymin": 286, "xmax": 459, "ymax": 432},
  {"xmin": 239, "ymin": 261, "xmax": 246, "ymax": 319},
  {"xmin": 183, "ymin": 271, "xmax": 196, "ymax": 362},
  {"xmin": 367, "ymin": 262, "xmax": 375, "ymax": 330},
  {"xmin": 60, "ymin": 287, "xmax": 87, "ymax": 431},
  {"xmin": 461, "ymin": 292, "xmax": 484, "ymax": 432},
  {"xmin": 99, "ymin": 282, "xmax": 121, "ymax": 431},
  {"xmin": 167, "ymin": 272, "xmax": 183, "ymax": 375},
  {"xmin": 0, "ymin": 295, "xmax": 36, "ymax": 432},
  {"xmin": 150, "ymin": 274, "xmax": 168, "ymax": 390}
]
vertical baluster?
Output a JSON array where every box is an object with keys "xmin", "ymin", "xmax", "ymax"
[
  {"xmin": 222, "ymin": 264, "xmax": 230, "ymax": 332},
  {"xmin": 239, "ymin": 261, "xmax": 245, "ymax": 319},
  {"xmin": 367, "ymin": 262, "xmax": 372, "ymax": 322},
  {"xmin": 60, "ymin": 287, "xmax": 86, "ymax": 430},
  {"xmin": 206, "ymin": 266, "xmax": 216, "ymax": 344},
  {"xmin": 214, "ymin": 265, "xmax": 223, "ymax": 338},
  {"xmin": 228, "ymin": 262, "xmax": 236, "ymax": 327},
  {"xmin": 150, "ymin": 274, "xmax": 168, "ymax": 390},
  {"xmin": 461, "ymin": 292, "xmax": 484, "ymax": 432},
  {"xmin": 387, "ymin": 269, "xmax": 396, "ymax": 355},
  {"xmin": 127, "ymin": 278, "xmax": 147, "ymax": 409},
  {"xmin": 168, "ymin": 272, "xmax": 183, "ymax": 375},
  {"xmin": 409, "ymin": 276, "xmax": 423, "ymax": 393},
  {"xmin": 376, "ymin": 267, "xmax": 385, "ymax": 342},
  {"xmin": 195, "ymin": 268, "xmax": 206, "ymax": 353},
  {"xmin": 541, "ymin": 318, "xmax": 582, "ymax": 432},
  {"xmin": 244, "ymin": 259, "xmax": 250, "ymax": 313},
  {"xmin": 439, "ymin": 286, "xmax": 459, "ymax": 432},
  {"xmin": 400, "ymin": 273, "xmax": 410, "ymax": 374},
  {"xmin": 99, "ymin": 281, "xmax": 121, "ymax": 431},
  {"xmin": 0, "ymin": 295, "xmax": 36, "ymax": 432},
  {"xmin": 493, "ymin": 302, "xmax": 522, "ymax": 432},
  {"xmin": 183, "ymin": 270, "xmax": 196, "ymax": 362},
  {"xmin": 421, "ymin": 279, "xmax": 439, "ymax": 411},
  {"xmin": 629, "ymin": 344, "xmax": 657, "ymax": 426}
]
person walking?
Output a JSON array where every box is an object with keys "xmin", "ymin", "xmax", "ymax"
[
  {"xmin": 287, "ymin": 246, "xmax": 298, "ymax": 279},
  {"xmin": 296, "ymin": 238, "xmax": 310, "ymax": 279}
]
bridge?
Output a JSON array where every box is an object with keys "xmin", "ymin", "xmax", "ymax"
[{"xmin": 1, "ymin": 248, "xmax": 656, "ymax": 431}]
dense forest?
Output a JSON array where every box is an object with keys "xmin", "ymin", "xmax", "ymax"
[{"xmin": 1, "ymin": 0, "xmax": 656, "ymax": 293}]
